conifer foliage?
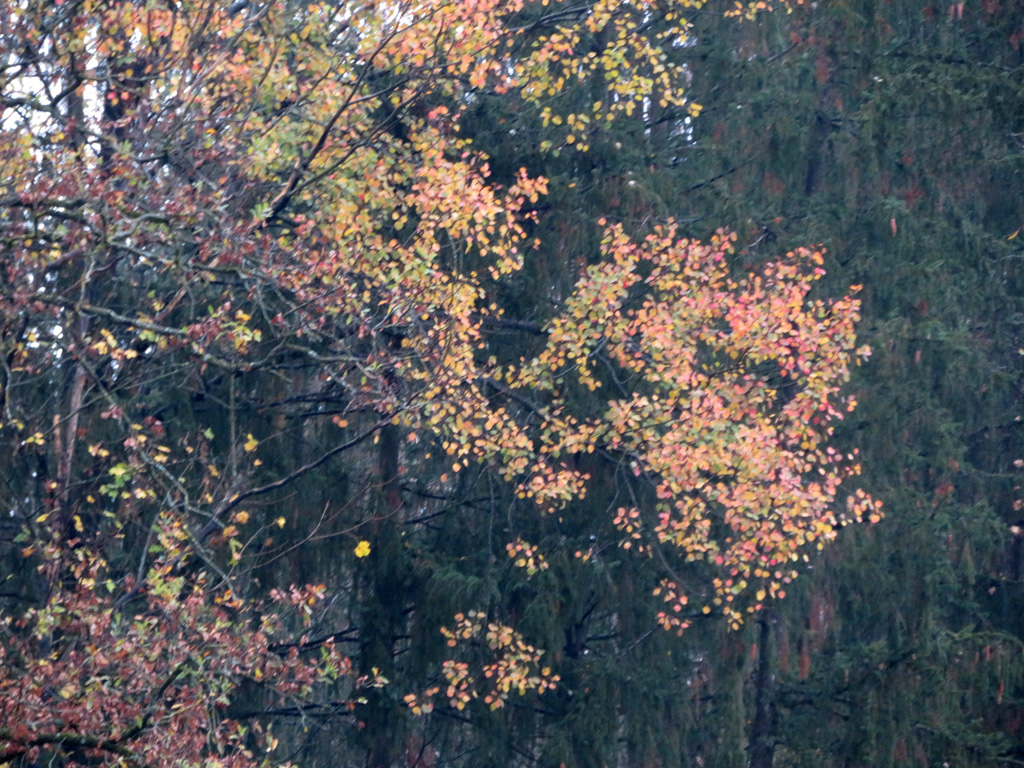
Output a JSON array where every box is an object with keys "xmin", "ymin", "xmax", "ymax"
[{"xmin": 671, "ymin": 2, "xmax": 1024, "ymax": 765}]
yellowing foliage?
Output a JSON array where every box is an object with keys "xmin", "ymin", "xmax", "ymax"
[{"xmin": 0, "ymin": 0, "xmax": 875, "ymax": 759}]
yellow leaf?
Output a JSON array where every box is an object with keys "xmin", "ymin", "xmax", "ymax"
[{"xmin": 354, "ymin": 540, "xmax": 371, "ymax": 558}]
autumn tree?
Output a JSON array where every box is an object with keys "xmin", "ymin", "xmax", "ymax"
[
  {"xmin": 0, "ymin": 0, "xmax": 875, "ymax": 765},
  {"xmin": 639, "ymin": 1, "xmax": 1024, "ymax": 765}
]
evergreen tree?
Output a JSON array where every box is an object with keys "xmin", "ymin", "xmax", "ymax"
[
  {"xmin": 464, "ymin": 0, "xmax": 1024, "ymax": 764},
  {"xmin": 671, "ymin": 2, "xmax": 1024, "ymax": 765}
]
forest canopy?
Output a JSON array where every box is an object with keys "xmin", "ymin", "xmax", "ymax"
[{"xmin": 1, "ymin": 0, "xmax": 972, "ymax": 765}]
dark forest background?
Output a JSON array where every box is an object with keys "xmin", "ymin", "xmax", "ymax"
[{"xmin": 455, "ymin": 2, "xmax": 1024, "ymax": 764}]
